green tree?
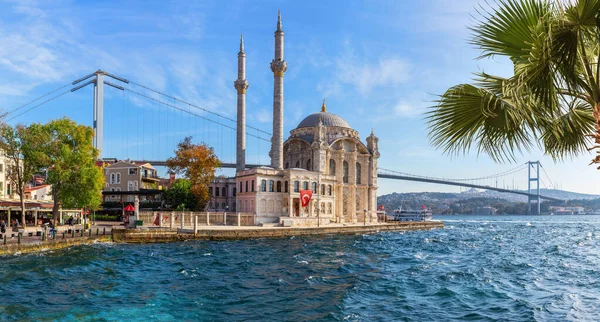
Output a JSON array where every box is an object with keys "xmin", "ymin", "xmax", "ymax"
[
  {"xmin": 427, "ymin": 0, "xmax": 599, "ymax": 166},
  {"xmin": 165, "ymin": 178, "xmax": 198, "ymax": 211},
  {"xmin": 167, "ymin": 137, "xmax": 220, "ymax": 210},
  {"xmin": 0, "ymin": 124, "xmax": 39, "ymax": 227},
  {"xmin": 28, "ymin": 118, "xmax": 104, "ymax": 225}
]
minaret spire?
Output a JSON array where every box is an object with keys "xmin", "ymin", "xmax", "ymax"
[
  {"xmin": 270, "ymin": 10, "xmax": 287, "ymax": 170},
  {"xmin": 235, "ymin": 34, "xmax": 249, "ymax": 172},
  {"xmin": 277, "ymin": 10, "xmax": 282, "ymax": 31}
]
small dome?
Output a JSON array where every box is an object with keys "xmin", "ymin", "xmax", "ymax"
[{"xmin": 296, "ymin": 112, "xmax": 350, "ymax": 129}]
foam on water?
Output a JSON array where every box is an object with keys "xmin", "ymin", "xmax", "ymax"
[{"xmin": 2, "ymin": 215, "xmax": 600, "ymax": 321}]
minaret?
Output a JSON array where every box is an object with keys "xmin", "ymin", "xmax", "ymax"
[
  {"xmin": 234, "ymin": 34, "xmax": 249, "ymax": 172},
  {"xmin": 269, "ymin": 10, "xmax": 287, "ymax": 170}
]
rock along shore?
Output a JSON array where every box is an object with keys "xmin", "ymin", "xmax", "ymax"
[{"xmin": 113, "ymin": 221, "xmax": 444, "ymax": 243}]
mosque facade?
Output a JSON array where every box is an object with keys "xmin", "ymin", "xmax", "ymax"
[{"xmin": 211, "ymin": 12, "xmax": 380, "ymax": 226}]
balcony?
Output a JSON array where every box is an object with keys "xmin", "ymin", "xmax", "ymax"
[{"xmin": 141, "ymin": 173, "xmax": 160, "ymax": 182}]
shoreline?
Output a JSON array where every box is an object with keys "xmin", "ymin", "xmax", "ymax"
[{"xmin": 0, "ymin": 221, "xmax": 443, "ymax": 255}]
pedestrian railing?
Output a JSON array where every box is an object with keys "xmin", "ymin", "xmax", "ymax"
[{"xmin": 137, "ymin": 211, "xmax": 256, "ymax": 228}]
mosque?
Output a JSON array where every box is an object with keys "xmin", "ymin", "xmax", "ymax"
[{"xmin": 210, "ymin": 12, "xmax": 380, "ymax": 226}]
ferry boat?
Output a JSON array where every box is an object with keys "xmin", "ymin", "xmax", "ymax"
[{"xmin": 387, "ymin": 206, "xmax": 433, "ymax": 222}]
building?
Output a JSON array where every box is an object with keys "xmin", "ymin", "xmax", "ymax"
[
  {"xmin": 103, "ymin": 160, "xmax": 162, "ymax": 204},
  {"xmin": 208, "ymin": 177, "xmax": 236, "ymax": 211},
  {"xmin": 210, "ymin": 12, "xmax": 380, "ymax": 226},
  {"xmin": 549, "ymin": 206, "xmax": 585, "ymax": 215},
  {"xmin": 24, "ymin": 184, "xmax": 52, "ymax": 201}
]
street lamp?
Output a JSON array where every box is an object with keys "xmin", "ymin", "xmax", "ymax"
[{"xmin": 363, "ymin": 209, "xmax": 367, "ymax": 226}]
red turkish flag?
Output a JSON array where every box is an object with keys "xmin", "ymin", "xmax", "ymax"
[{"xmin": 300, "ymin": 190, "xmax": 313, "ymax": 207}]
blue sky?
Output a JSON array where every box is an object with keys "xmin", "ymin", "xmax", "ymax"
[{"xmin": 0, "ymin": 0, "xmax": 598, "ymax": 195}]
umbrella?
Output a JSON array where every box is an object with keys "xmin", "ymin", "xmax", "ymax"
[{"xmin": 124, "ymin": 204, "xmax": 135, "ymax": 212}]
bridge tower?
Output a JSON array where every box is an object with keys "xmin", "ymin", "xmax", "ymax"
[{"xmin": 527, "ymin": 161, "xmax": 541, "ymax": 215}]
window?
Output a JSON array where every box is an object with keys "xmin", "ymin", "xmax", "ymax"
[
  {"xmin": 295, "ymin": 161, "xmax": 300, "ymax": 168},
  {"xmin": 233, "ymin": 202, "xmax": 236, "ymax": 211},
  {"xmin": 356, "ymin": 162, "xmax": 361, "ymax": 184},
  {"xmin": 261, "ymin": 180, "xmax": 267, "ymax": 192},
  {"xmin": 116, "ymin": 173, "xmax": 121, "ymax": 184},
  {"xmin": 276, "ymin": 181, "xmax": 281, "ymax": 192},
  {"xmin": 222, "ymin": 203, "xmax": 226, "ymax": 209},
  {"xmin": 251, "ymin": 180, "xmax": 255, "ymax": 192},
  {"xmin": 110, "ymin": 173, "xmax": 115, "ymax": 184},
  {"xmin": 239, "ymin": 182, "xmax": 243, "ymax": 193},
  {"xmin": 328, "ymin": 185, "xmax": 332, "ymax": 196},
  {"xmin": 311, "ymin": 182, "xmax": 317, "ymax": 193},
  {"xmin": 284, "ymin": 181, "xmax": 289, "ymax": 193},
  {"xmin": 306, "ymin": 159, "xmax": 311, "ymax": 171},
  {"xmin": 209, "ymin": 187, "xmax": 213, "ymax": 196},
  {"xmin": 343, "ymin": 161, "xmax": 349, "ymax": 183},
  {"xmin": 110, "ymin": 188, "xmax": 115, "ymax": 192},
  {"xmin": 129, "ymin": 168, "xmax": 138, "ymax": 175},
  {"xmin": 329, "ymin": 159, "xmax": 336, "ymax": 176},
  {"xmin": 222, "ymin": 187, "xmax": 227, "ymax": 197},
  {"xmin": 321, "ymin": 184, "xmax": 325, "ymax": 195},
  {"xmin": 294, "ymin": 181, "xmax": 299, "ymax": 192},
  {"xmin": 128, "ymin": 181, "xmax": 132, "ymax": 191},
  {"xmin": 269, "ymin": 180, "xmax": 274, "ymax": 192},
  {"xmin": 285, "ymin": 162, "xmax": 289, "ymax": 169},
  {"xmin": 0, "ymin": 164, "xmax": 3, "ymax": 172},
  {"xmin": 303, "ymin": 181, "xmax": 308, "ymax": 190},
  {"xmin": 216, "ymin": 187, "xmax": 220, "ymax": 197},
  {"xmin": 133, "ymin": 181, "xmax": 138, "ymax": 190},
  {"xmin": 246, "ymin": 181, "xmax": 249, "ymax": 192},
  {"xmin": 233, "ymin": 188, "xmax": 237, "ymax": 196}
]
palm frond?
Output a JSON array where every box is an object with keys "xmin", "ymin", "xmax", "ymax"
[
  {"xmin": 538, "ymin": 99, "xmax": 595, "ymax": 159},
  {"xmin": 427, "ymin": 83, "xmax": 534, "ymax": 162}
]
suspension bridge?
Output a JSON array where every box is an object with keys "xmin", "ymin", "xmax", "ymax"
[{"xmin": 3, "ymin": 70, "xmax": 562, "ymax": 214}]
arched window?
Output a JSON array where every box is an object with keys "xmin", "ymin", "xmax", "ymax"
[
  {"xmin": 251, "ymin": 180, "xmax": 255, "ymax": 192},
  {"xmin": 343, "ymin": 161, "xmax": 349, "ymax": 183},
  {"xmin": 306, "ymin": 159, "xmax": 311, "ymax": 171},
  {"xmin": 216, "ymin": 187, "xmax": 220, "ymax": 196},
  {"xmin": 239, "ymin": 181, "xmax": 243, "ymax": 193},
  {"xmin": 284, "ymin": 181, "xmax": 289, "ymax": 193},
  {"xmin": 268, "ymin": 180, "xmax": 274, "ymax": 192},
  {"xmin": 328, "ymin": 185, "xmax": 332, "ymax": 196},
  {"xmin": 222, "ymin": 187, "xmax": 227, "ymax": 197},
  {"xmin": 221, "ymin": 202, "xmax": 225, "ymax": 209},
  {"xmin": 233, "ymin": 188, "xmax": 237, "ymax": 196},
  {"xmin": 116, "ymin": 173, "xmax": 121, "ymax": 184},
  {"xmin": 295, "ymin": 161, "xmax": 300, "ymax": 168},
  {"xmin": 261, "ymin": 180, "xmax": 267, "ymax": 192},
  {"xmin": 311, "ymin": 182, "xmax": 317, "ymax": 193},
  {"xmin": 246, "ymin": 181, "xmax": 249, "ymax": 192},
  {"xmin": 209, "ymin": 187, "xmax": 213, "ymax": 196},
  {"xmin": 285, "ymin": 162, "xmax": 289, "ymax": 169},
  {"xmin": 293, "ymin": 181, "xmax": 299, "ymax": 192},
  {"xmin": 303, "ymin": 181, "xmax": 309, "ymax": 190},
  {"xmin": 233, "ymin": 202, "xmax": 236, "ymax": 211},
  {"xmin": 356, "ymin": 162, "xmax": 361, "ymax": 184},
  {"xmin": 321, "ymin": 184, "xmax": 325, "ymax": 195},
  {"xmin": 329, "ymin": 159, "xmax": 336, "ymax": 176},
  {"xmin": 110, "ymin": 173, "xmax": 115, "ymax": 184},
  {"xmin": 276, "ymin": 181, "xmax": 282, "ymax": 192}
]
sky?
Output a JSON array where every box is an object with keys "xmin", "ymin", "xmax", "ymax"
[{"xmin": 0, "ymin": 0, "xmax": 598, "ymax": 196}]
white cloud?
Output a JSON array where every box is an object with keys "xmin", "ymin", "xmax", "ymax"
[
  {"xmin": 253, "ymin": 108, "xmax": 271, "ymax": 123},
  {"xmin": 337, "ymin": 57, "xmax": 411, "ymax": 95}
]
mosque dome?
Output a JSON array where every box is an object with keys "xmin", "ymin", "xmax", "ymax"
[{"xmin": 295, "ymin": 101, "xmax": 351, "ymax": 129}]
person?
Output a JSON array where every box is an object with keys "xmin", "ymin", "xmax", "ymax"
[
  {"xmin": 68, "ymin": 216, "xmax": 73, "ymax": 226},
  {"xmin": 0, "ymin": 220, "xmax": 5, "ymax": 234}
]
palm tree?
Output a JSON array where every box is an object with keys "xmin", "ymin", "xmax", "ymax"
[{"xmin": 427, "ymin": 0, "xmax": 600, "ymax": 168}]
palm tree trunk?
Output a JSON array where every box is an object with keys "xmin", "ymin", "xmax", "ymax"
[{"xmin": 593, "ymin": 102, "xmax": 600, "ymax": 166}]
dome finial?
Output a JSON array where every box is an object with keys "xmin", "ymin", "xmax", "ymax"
[{"xmin": 321, "ymin": 99, "xmax": 327, "ymax": 112}]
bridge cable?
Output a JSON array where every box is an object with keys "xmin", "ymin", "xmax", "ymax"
[
  {"xmin": 4, "ymin": 88, "xmax": 73, "ymax": 123},
  {"xmin": 2, "ymin": 81, "xmax": 73, "ymax": 119},
  {"xmin": 123, "ymin": 77, "xmax": 272, "ymax": 137},
  {"xmin": 539, "ymin": 164, "xmax": 556, "ymax": 190},
  {"xmin": 123, "ymin": 87, "xmax": 270, "ymax": 143}
]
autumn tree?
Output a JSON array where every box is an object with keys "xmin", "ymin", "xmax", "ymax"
[
  {"xmin": 28, "ymin": 118, "xmax": 104, "ymax": 225},
  {"xmin": 166, "ymin": 137, "xmax": 220, "ymax": 210},
  {"xmin": 0, "ymin": 124, "xmax": 39, "ymax": 227},
  {"xmin": 165, "ymin": 178, "xmax": 198, "ymax": 211}
]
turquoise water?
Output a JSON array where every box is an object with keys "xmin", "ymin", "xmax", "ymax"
[{"xmin": 2, "ymin": 215, "xmax": 600, "ymax": 321}]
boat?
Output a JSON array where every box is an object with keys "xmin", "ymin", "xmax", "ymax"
[{"xmin": 387, "ymin": 206, "xmax": 432, "ymax": 222}]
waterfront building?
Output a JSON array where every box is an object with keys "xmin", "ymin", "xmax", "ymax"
[
  {"xmin": 24, "ymin": 184, "xmax": 53, "ymax": 201},
  {"xmin": 548, "ymin": 206, "xmax": 585, "ymax": 215},
  {"xmin": 210, "ymin": 12, "xmax": 380, "ymax": 226},
  {"xmin": 208, "ymin": 176, "xmax": 236, "ymax": 212},
  {"xmin": 103, "ymin": 161, "xmax": 162, "ymax": 204}
]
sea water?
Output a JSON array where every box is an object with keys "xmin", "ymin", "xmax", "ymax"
[{"xmin": 2, "ymin": 215, "xmax": 600, "ymax": 321}]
